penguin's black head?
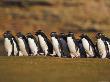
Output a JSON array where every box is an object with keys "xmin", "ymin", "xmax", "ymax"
[
  {"xmin": 26, "ymin": 33, "xmax": 33, "ymax": 38},
  {"xmin": 16, "ymin": 32, "xmax": 24, "ymax": 38},
  {"xmin": 68, "ymin": 32, "xmax": 74, "ymax": 37},
  {"xmin": 3, "ymin": 31, "xmax": 12, "ymax": 38},
  {"xmin": 5, "ymin": 31, "xmax": 11, "ymax": 34},
  {"xmin": 60, "ymin": 33, "xmax": 65, "ymax": 36},
  {"xmin": 96, "ymin": 33, "xmax": 104, "ymax": 39},
  {"xmin": 3, "ymin": 33, "xmax": 8, "ymax": 38},
  {"xmin": 35, "ymin": 30, "xmax": 44, "ymax": 36},
  {"xmin": 80, "ymin": 33, "xmax": 87, "ymax": 38},
  {"xmin": 60, "ymin": 33, "xmax": 66, "ymax": 37},
  {"xmin": 50, "ymin": 32, "xmax": 57, "ymax": 37},
  {"xmin": 59, "ymin": 33, "xmax": 67, "ymax": 39}
]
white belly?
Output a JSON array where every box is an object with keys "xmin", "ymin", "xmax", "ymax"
[
  {"xmin": 51, "ymin": 37, "xmax": 61, "ymax": 57},
  {"xmin": 28, "ymin": 38, "xmax": 38, "ymax": 55},
  {"xmin": 38, "ymin": 35, "xmax": 48, "ymax": 55},
  {"xmin": 4, "ymin": 38, "xmax": 13, "ymax": 56},
  {"xmin": 67, "ymin": 37, "xmax": 80, "ymax": 58},
  {"xmin": 67, "ymin": 37, "xmax": 77, "ymax": 52},
  {"xmin": 18, "ymin": 38, "xmax": 28, "ymax": 56},
  {"xmin": 82, "ymin": 38, "xmax": 94, "ymax": 57},
  {"xmin": 97, "ymin": 39, "xmax": 107, "ymax": 58}
]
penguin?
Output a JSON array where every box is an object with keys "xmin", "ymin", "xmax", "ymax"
[
  {"xmin": 26, "ymin": 33, "xmax": 39, "ymax": 56},
  {"xmin": 103, "ymin": 35, "xmax": 110, "ymax": 58},
  {"xmin": 35, "ymin": 30, "xmax": 53, "ymax": 56},
  {"xmin": 5, "ymin": 31, "xmax": 23, "ymax": 56},
  {"xmin": 3, "ymin": 32, "xmax": 14, "ymax": 56},
  {"xmin": 59, "ymin": 33, "xmax": 70, "ymax": 58},
  {"xmin": 50, "ymin": 32, "xmax": 62, "ymax": 57},
  {"xmin": 96, "ymin": 33, "xmax": 109, "ymax": 58},
  {"xmin": 80, "ymin": 33, "xmax": 96, "ymax": 58},
  {"xmin": 34, "ymin": 32, "xmax": 44, "ymax": 55},
  {"xmin": 67, "ymin": 32, "xmax": 80, "ymax": 58},
  {"xmin": 16, "ymin": 32, "xmax": 31, "ymax": 56},
  {"xmin": 77, "ymin": 39, "xmax": 87, "ymax": 58}
]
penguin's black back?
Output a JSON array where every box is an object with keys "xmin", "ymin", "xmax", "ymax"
[
  {"xmin": 42, "ymin": 33, "xmax": 53, "ymax": 54},
  {"xmin": 59, "ymin": 35, "xmax": 70, "ymax": 58},
  {"xmin": 78, "ymin": 39, "xmax": 87, "ymax": 58},
  {"xmin": 23, "ymin": 35, "xmax": 32, "ymax": 55}
]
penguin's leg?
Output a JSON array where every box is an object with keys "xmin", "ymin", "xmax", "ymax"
[
  {"xmin": 8, "ymin": 50, "xmax": 12, "ymax": 56},
  {"xmin": 18, "ymin": 51, "xmax": 23, "ymax": 56},
  {"xmin": 33, "ymin": 49, "xmax": 39, "ymax": 56},
  {"xmin": 44, "ymin": 49, "xmax": 48, "ymax": 56},
  {"xmin": 76, "ymin": 50, "xmax": 80, "ymax": 58},
  {"xmin": 55, "ymin": 48, "xmax": 62, "ymax": 57},
  {"xmin": 75, "ymin": 54, "xmax": 79, "ymax": 58},
  {"xmin": 57, "ymin": 50, "xmax": 61, "ymax": 58},
  {"xmin": 70, "ymin": 53, "xmax": 75, "ymax": 58},
  {"xmin": 86, "ymin": 53, "xmax": 90, "ymax": 58},
  {"xmin": 36, "ymin": 49, "xmax": 40, "ymax": 56},
  {"xmin": 32, "ymin": 50, "xmax": 36, "ymax": 56},
  {"xmin": 57, "ymin": 49, "xmax": 62, "ymax": 58},
  {"xmin": 50, "ymin": 50, "xmax": 56, "ymax": 57},
  {"xmin": 101, "ymin": 51, "xmax": 107, "ymax": 59},
  {"xmin": 33, "ymin": 52, "xmax": 36, "ymax": 56},
  {"xmin": 35, "ymin": 50, "xmax": 39, "ymax": 56},
  {"xmin": 53, "ymin": 50, "xmax": 56, "ymax": 56}
]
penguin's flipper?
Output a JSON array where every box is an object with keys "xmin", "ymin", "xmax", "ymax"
[{"xmin": 9, "ymin": 37, "xmax": 14, "ymax": 56}]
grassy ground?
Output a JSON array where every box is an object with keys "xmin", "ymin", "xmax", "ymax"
[{"xmin": 0, "ymin": 56, "xmax": 110, "ymax": 82}]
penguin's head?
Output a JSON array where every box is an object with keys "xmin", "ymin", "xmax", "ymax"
[
  {"xmin": 5, "ymin": 31, "xmax": 11, "ymax": 34},
  {"xmin": 50, "ymin": 32, "xmax": 57, "ymax": 37},
  {"xmin": 16, "ymin": 32, "xmax": 24, "ymax": 38},
  {"xmin": 35, "ymin": 30, "xmax": 44, "ymax": 36},
  {"xmin": 80, "ymin": 33, "xmax": 87, "ymax": 38},
  {"xmin": 26, "ymin": 33, "xmax": 33, "ymax": 38},
  {"xmin": 59, "ymin": 33, "xmax": 67, "ymax": 41},
  {"xmin": 96, "ymin": 33, "xmax": 104, "ymax": 39},
  {"xmin": 3, "ymin": 32, "xmax": 8, "ymax": 38},
  {"xmin": 60, "ymin": 33, "xmax": 66, "ymax": 37},
  {"xmin": 68, "ymin": 32, "xmax": 74, "ymax": 37},
  {"xmin": 3, "ymin": 31, "xmax": 12, "ymax": 38},
  {"xmin": 60, "ymin": 33, "xmax": 65, "ymax": 36}
]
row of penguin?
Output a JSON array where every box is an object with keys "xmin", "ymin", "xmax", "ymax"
[{"xmin": 3, "ymin": 30, "xmax": 110, "ymax": 59}]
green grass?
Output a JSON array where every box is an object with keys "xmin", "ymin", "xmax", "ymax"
[{"xmin": 0, "ymin": 56, "xmax": 110, "ymax": 82}]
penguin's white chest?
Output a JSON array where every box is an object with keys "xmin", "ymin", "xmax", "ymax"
[
  {"xmin": 28, "ymin": 38, "xmax": 38, "ymax": 52},
  {"xmin": 67, "ymin": 37, "xmax": 80, "ymax": 58},
  {"xmin": 51, "ymin": 37, "xmax": 59, "ymax": 49},
  {"xmin": 4, "ymin": 38, "xmax": 12, "ymax": 52},
  {"xmin": 51, "ymin": 37, "xmax": 61, "ymax": 57},
  {"xmin": 38, "ymin": 35, "xmax": 48, "ymax": 50},
  {"xmin": 82, "ymin": 38, "xmax": 94, "ymax": 57},
  {"xmin": 97, "ymin": 38, "xmax": 107, "ymax": 58},
  {"xmin": 82, "ymin": 38, "xmax": 90, "ymax": 51},
  {"xmin": 67, "ymin": 37, "xmax": 76, "ymax": 52},
  {"xmin": 97, "ymin": 39, "xmax": 106, "ymax": 52},
  {"xmin": 18, "ymin": 38, "xmax": 28, "ymax": 56}
]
